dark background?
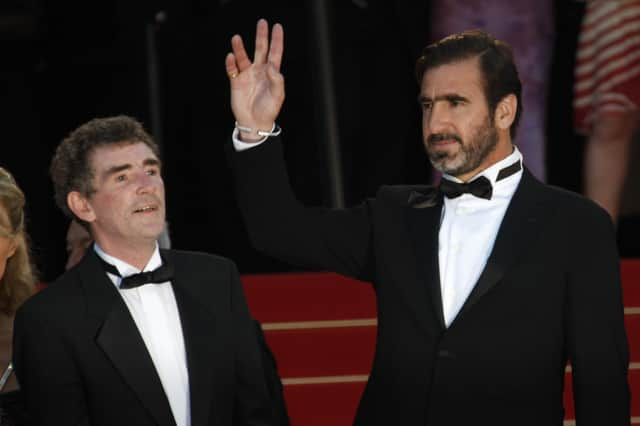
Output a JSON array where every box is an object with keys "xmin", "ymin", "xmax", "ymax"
[{"xmin": 1, "ymin": 0, "xmax": 637, "ymax": 283}]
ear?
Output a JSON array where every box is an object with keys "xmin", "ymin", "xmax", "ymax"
[
  {"xmin": 67, "ymin": 191, "xmax": 96, "ymax": 223},
  {"xmin": 494, "ymin": 94, "xmax": 517, "ymax": 132}
]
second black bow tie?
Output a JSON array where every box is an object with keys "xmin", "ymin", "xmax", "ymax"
[
  {"xmin": 439, "ymin": 176, "xmax": 493, "ymax": 200},
  {"xmin": 99, "ymin": 257, "xmax": 174, "ymax": 289}
]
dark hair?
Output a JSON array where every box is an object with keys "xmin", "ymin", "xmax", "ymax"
[
  {"xmin": 50, "ymin": 115, "xmax": 160, "ymax": 221},
  {"xmin": 415, "ymin": 30, "xmax": 523, "ymax": 139}
]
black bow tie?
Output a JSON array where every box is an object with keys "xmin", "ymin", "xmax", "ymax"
[
  {"xmin": 439, "ymin": 159, "xmax": 522, "ymax": 200},
  {"xmin": 99, "ymin": 256, "xmax": 174, "ymax": 289},
  {"xmin": 440, "ymin": 176, "xmax": 492, "ymax": 200}
]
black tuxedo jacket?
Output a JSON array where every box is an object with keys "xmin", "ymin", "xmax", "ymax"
[
  {"xmin": 230, "ymin": 137, "xmax": 630, "ymax": 426},
  {"xmin": 13, "ymin": 249, "xmax": 274, "ymax": 426}
]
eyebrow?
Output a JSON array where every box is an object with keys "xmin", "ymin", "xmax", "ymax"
[
  {"xmin": 102, "ymin": 164, "xmax": 131, "ymax": 179},
  {"xmin": 417, "ymin": 93, "xmax": 470, "ymax": 104},
  {"xmin": 101, "ymin": 158, "xmax": 161, "ymax": 180},
  {"xmin": 143, "ymin": 158, "xmax": 161, "ymax": 168}
]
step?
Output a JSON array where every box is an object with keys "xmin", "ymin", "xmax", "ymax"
[
  {"xmin": 283, "ymin": 381, "xmax": 364, "ymax": 426},
  {"xmin": 623, "ymin": 259, "xmax": 640, "ymax": 306},
  {"xmin": 626, "ymin": 314, "xmax": 640, "ymax": 361},
  {"xmin": 264, "ymin": 326, "xmax": 376, "ymax": 377},
  {"xmin": 242, "ymin": 272, "xmax": 375, "ymax": 323}
]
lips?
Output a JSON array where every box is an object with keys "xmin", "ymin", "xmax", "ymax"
[
  {"xmin": 133, "ymin": 205, "xmax": 158, "ymax": 213},
  {"xmin": 428, "ymin": 133, "xmax": 462, "ymax": 145},
  {"xmin": 432, "ymin": 138, "xmax": 458, "ymax": 146}
]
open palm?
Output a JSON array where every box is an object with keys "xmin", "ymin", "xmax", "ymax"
[{"xmin": 226, "ymin": 20, "xmax": 285, "ymax": 141}]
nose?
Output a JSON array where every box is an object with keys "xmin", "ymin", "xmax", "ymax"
[
  {"xmin": 424, "ymin": 101, "xmax": 450, "ymax": 134},
  {"xmin": 136, "ymin": 171, "xmax": 159, "ymax": 194}
]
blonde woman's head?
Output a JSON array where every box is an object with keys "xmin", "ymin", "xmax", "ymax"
[{"xmin": 0, "ymin": 168, "xmax": 36, "ymax": 315}]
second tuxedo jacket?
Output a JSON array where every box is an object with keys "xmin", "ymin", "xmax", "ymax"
[
  {"xmin": 230, "ymin": 137, "xmax": 630, "ymax": 426},
  {"xmin": 14, "ymin": 249, "xmax": 274, "ymax": 426}
]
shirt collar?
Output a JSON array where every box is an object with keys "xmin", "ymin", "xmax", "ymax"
[
  {"xmin": 93, "ymin": 242, "xmax": 162, "ymax": 279},
  {"xmin": 442, "ymin": 145, "xmax": 523, "ymax": 187}
]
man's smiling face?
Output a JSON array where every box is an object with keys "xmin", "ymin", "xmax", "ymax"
[{"xmin": 82, "ymin": 141, "xmax": 165, "ymax": 251}]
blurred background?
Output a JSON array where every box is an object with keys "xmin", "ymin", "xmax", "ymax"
[{"xmin": 1, "ymin": 0, "xmax": 638, "ymax": 282}]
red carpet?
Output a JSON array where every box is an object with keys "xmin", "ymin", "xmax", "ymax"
[{"xmin": 242, "ymin": 259, "xmax": 640, "ymax": 425}]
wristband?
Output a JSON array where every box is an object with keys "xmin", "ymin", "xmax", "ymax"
[{"xmin": 234, "ymin": 121, "xmax": 282, "ymax": 137}]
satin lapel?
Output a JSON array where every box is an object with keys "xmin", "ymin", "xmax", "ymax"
[
  {"xmin": 165, "ymin": 251, "xmax": 218, "ymax": 426},
  {"xmin": 80, "ymin": 250, "xmax": 176, "ymax": 426},
  {"xmin": 454, "ymin": 169, "xmax": 550, "ymax": 324},
  {"xmin": 405, "ymin": 189, "xmax": 446, "ymax": 331}
]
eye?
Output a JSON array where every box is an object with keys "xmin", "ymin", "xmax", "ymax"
[
  {"xmin": 421, "ymin": 101, "xmax": 432, "ymax": 111},
  {"xmin": 146, "ymin": 167, "xmax": 159, "ymax": 176},
  {"xmin": 115, "ymin": 174, "xmax": 127, "ymax": 182}
]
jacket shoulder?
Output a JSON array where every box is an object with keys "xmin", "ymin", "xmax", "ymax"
[
  {"xmin": 161, "ymin": 249, "xmax": 240, "ymax": 289},
  {"xmin": 16, "ymin": 270, "xmax": 85, "ymax": 323},
  {"xmin": 541, "ymin": 183, "xmax": 613, "ymax": 227}
]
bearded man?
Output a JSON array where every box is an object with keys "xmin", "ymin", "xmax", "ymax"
[{"xmin": 226, "ymin": 21, "xmax": 630, "ymax": 426}]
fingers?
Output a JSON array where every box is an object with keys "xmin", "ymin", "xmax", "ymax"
[
  {"xmin": 268, "ymin": 23, "xmax": 284, "ymax": 71},
  {"xmin": 231, "ymin": 34, "xmax": 252, "ymax": 72},
  {"xmin": 253, "ymin": 19, "xmax": 269, "ymax": 64},
  {"xmin": 227, "ymin": 19, "xmax": 284, "ymax": 80},
  {"xmin": 225, "ymin": 52, "xmax": 239, "ymax": 80},
  {"xmin": 267, "ymin": 65, "xmax": 285, "ymax": 100}
]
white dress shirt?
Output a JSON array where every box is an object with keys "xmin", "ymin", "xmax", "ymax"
[
  {"xmin": 94, "ymin": 244, "xmax": 191, "ymax": 426},
  {"xmin": 438, "ymin": 147, "xmax": 523, "ymax": 327}
]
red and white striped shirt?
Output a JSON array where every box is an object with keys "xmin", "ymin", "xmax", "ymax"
[{"xmin": 573, "ymin": 0, "xmax": 640, "ymax": 134}]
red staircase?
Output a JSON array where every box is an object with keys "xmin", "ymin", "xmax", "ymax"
[{"xmin": 242, "ymin": 259, "xmax": 640, "ymax": 426}]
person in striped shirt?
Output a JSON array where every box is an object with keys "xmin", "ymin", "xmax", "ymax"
[{"xmin": 574, "ymin": 0, "xmax": 640, "ymax": 223}]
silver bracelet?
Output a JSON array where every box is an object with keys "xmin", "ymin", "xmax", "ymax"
[{"xmin": 234, "ymin": 121, "xmax": 282, "ymax": 137}]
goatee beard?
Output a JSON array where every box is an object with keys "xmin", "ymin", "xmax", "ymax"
[{"xmin": 428, "ymin": 119, "xmax": 499, "ymax": 177}]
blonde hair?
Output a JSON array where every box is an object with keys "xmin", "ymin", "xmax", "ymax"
[{"xmin": 0, "ymin": 168, "xmax": 36, "ymax": 315}]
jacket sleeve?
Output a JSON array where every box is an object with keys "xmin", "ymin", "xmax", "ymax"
[
  {"xmin": 228, "ymin": 136, "xmax": 374, "ymax": 282},
  {"xmin": 565, "ymin": 203, "xmax": 630, "ymax": 425}
]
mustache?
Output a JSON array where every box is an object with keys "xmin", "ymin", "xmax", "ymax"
[{"xmin": 428, "ymin": 133, "xmax": 462, "ymax": 144}]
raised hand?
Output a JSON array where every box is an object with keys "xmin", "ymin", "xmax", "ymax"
[{"xmin": 226, "ymin": 19, "xmax": 285, "ymax": 141}]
